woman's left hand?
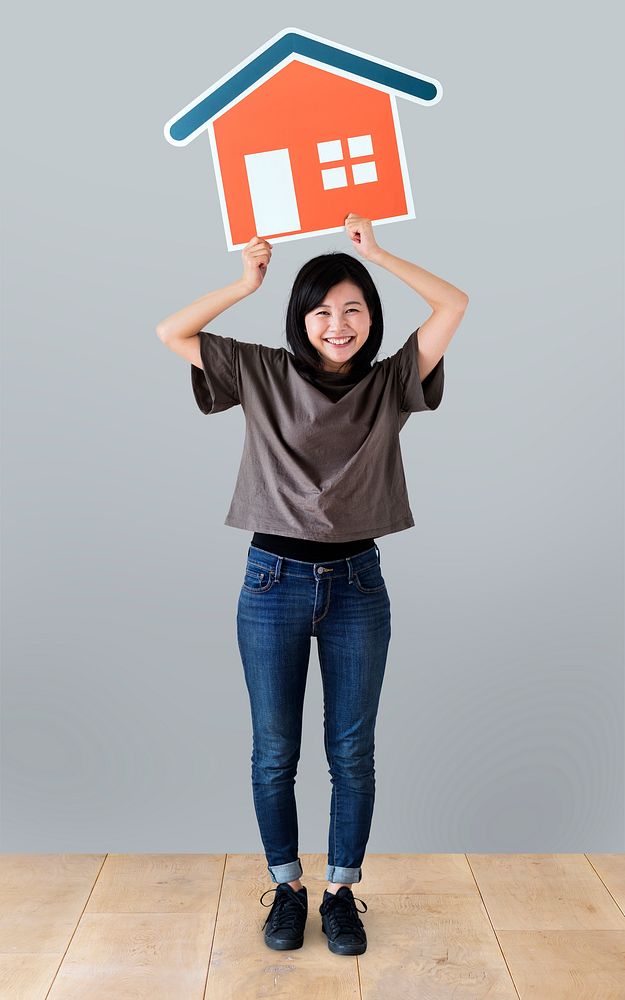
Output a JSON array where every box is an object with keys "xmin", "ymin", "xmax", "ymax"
[{"xmin": 344, "ymin": 213, "xmax": 382, "ymax": 261}]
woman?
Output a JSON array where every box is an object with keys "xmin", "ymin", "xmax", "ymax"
[{"xmin": 156, "ymin": 214, "xmax": 468, "ymax": 955}]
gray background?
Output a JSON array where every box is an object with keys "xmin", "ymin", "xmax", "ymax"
[{"xmin": 2, "ymin": 1, "xmax": 623, "ymax": 853}]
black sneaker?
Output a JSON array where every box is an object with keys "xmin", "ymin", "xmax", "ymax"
[
  {"xmin": 319, "ymin": 886, "xmax": 368, "ymax": 955},
  {"xmin": 259, "ymin": 883, "xmax": 308, "ymax": 950}
]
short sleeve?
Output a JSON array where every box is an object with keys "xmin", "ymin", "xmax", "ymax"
[
  {"xmin": 392, "ymin": 325, "xmax": 444, "ymax": 413},
  {"xmin": 191, "ymin": 330, "xmax": 240, "ymax": 415}
]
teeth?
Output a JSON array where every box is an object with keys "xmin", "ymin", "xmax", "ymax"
[{"xmin": 326, "ymin": 337, "xmax": 352, "ymax": 345}]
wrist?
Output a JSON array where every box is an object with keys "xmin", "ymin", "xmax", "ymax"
[
  {"xmin": 366, "ymin": 246, "xmax": 388, "ymax": 266},
  {"xmin": 236, "ymin": 277, "xmax": 257, "ymax": 296}
]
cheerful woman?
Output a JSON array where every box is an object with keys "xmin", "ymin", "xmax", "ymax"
[{"xmin": 156, "ymin": 213, "xmax": 468, "ymax": 955}]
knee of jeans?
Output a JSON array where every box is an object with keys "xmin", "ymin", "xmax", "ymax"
[
  {"xmin": 252, "ymin": 746, "xmax": 300, "ymax": 780},
  {"xmin": 327, "ymin": 754, "xmax": 375, "ymax": 781}
]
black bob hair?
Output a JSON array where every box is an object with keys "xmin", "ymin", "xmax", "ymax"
[{"xmin": 285, "ymin": 252, "xmax": 384, "ymax": 376}]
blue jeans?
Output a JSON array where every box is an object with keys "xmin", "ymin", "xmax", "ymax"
[{"xmin": 236, "ymin": 543, "xmax": 391, "ymax": 885}]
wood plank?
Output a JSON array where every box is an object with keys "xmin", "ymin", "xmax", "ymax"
[
  {"xmin": 469, "ymin": 854, "xmax": 625, "ymax": 999},
  {"xmin": 0, "ymin": 854, "xmax": 105, "ymax": 1000},
  {"xmin": 467, "ymin": 854, "xmax": 625, "ymax": 929},
  {"xmin": 45, "ymin": 853, "xmax": 225, "ymax": 1000},
  {"xmin": 494, "ymin": 931, "xmax": 625, "ymax": 999},
  {"xmin": 47, "ymin": 912, "xmax": 215, "ymax": 999},
  {"xmin": 356, "ymin": 855, "xmax": 517, "ymax": 999},
  {"xmin": 586, "ymin": 853, "xmax": 625, "ymax": 914}
]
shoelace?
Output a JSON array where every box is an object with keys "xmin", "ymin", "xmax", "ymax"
[
  {"xmin": 321, "ymin": 892, "xmax": 368, "ymax": 941},
  {"xmin": 260, "ymin": 886, "xmax": 307, "ymax": 932}
]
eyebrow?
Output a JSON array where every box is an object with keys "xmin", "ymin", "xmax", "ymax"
[{"xmin": 317, "ymin": 300, "xmax": 363, "ymax": 307}]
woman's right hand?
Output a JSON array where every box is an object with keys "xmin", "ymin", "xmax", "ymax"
[{"xmin": 241, "ymin": 236, "xmax": 273, "ymax": 293}]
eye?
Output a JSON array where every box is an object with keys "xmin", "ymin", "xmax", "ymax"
[{"xmin": 316, "ymin": 308, "xmax": 359, "ymax": 315}]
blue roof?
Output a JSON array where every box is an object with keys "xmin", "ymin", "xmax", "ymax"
[{"xmin": 167, "ymin": 29, "xmax": 441, "ymax": 144}]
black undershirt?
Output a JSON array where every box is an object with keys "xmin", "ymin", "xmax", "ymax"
[
  {"xmin": 250, "ymin": 358, "xmax": 375, "ymax": 561},
  {"xmin": 250, "ymin": 531, "xmax": 375, "ymax": 561}
]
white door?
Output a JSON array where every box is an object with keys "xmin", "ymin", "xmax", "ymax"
[{"xmin": 244, "ymin": 148, "xmax": 301, "ymax": 236}]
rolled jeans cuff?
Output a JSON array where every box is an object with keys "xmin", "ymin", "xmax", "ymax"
[
  {"xmin": 326, "ymin": 864, "xmax": 362, "ymax": 884},
  {"xmin": 267, "ymin": 857, "xmax": 303, "ymax": 884}
]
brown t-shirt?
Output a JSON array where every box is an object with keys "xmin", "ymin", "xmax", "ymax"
[{"xmin": 191, "ymin": 326, "xmax": 444, "ymax": 543}]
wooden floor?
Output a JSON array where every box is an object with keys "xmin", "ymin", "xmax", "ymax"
[{"xmin": 1, "ymin": 853, "xmax": 624, "ymax": 999}]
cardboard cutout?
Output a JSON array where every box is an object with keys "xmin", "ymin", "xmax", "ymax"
[{"xmin": 164, "ymin": 27, "xmax": 442, "ymax": 250}]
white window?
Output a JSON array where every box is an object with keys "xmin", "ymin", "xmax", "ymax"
[
  {"xmin": 317, "ymin": 134, "xmax": 377, "ymax": 189},
  {"xmin": 347, "ymin": 134, "xmax": 373, "ymax": 157},
  {"xmin": 352, "ymin": 161, "xmax": 378, "ymax": 185},
  {"xmin": 317, "ymin": 139, "xmax": 343, "ymax": 163},
  {"xmin": 321, "ymin": 166, "xmax": 348, "ymax": 190}
]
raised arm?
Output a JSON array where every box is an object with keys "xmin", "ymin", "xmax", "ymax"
[
  {"xmin": 344, "ymin": 213, "xmax": 469, "ymax": 381},
  {"xmin": 367, "ymin": 246, "xmax": 468, "ymax": 380},
  {"xmin": 156, "ymin": 236, "xmax": 273, "ymax": 367},
  {"xmin": 156, "ymin": 280, "xmax": 254, "ymax": 367}
]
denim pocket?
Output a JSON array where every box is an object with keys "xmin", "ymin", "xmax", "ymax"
[
  {"xmin": 241, "ymin": 561, "xmax": 277, "ymax": 594},
  {"xmin": 353, "ymin": 561, "xmax": 386, "ymax": 594}
]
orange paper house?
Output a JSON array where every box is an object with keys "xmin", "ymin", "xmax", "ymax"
[{"xmin": 164, "ymin": 28, "xmax": 442, "ymax": 250}]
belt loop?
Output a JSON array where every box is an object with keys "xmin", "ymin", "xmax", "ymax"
[
  {"xmin": 346, "ymin": 555, "xmax": 354, "ymax": 584},
  {"xmin": 374, "ymin": 542, "xmax": 381, "ymax": 565},
  {"xmin": 274, "ymin": 554, "xmax": 283, "ymax": 582}
]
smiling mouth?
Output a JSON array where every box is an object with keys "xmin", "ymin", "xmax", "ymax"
[{"xmin": 324, "ymin": 337, "xmax": 354, "ymax": 346}]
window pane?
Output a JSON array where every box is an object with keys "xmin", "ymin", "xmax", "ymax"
[
  {"xmin": 317, "ymin": 139, "xmax": 343, "ymax": 163},
  {"xmin": 347, "ymin": 134, "xmax": 373, "ymax": 158},
  {"xmin": 321, "ymin": 166, "xmax": 348, "ymax": 190},
  {"xmin": 352, "ymin": 161, "xmax": 378, "ymax": 185}
]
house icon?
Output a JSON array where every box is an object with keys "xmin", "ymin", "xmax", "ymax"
[{"xmin": 164, "ymin": 27, "xmax": 442, "ymax": 250}]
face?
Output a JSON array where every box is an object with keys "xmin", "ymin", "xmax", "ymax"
[{"xmin": 304, "ymin": 279, "xmax": 372, "ymax": 373}]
